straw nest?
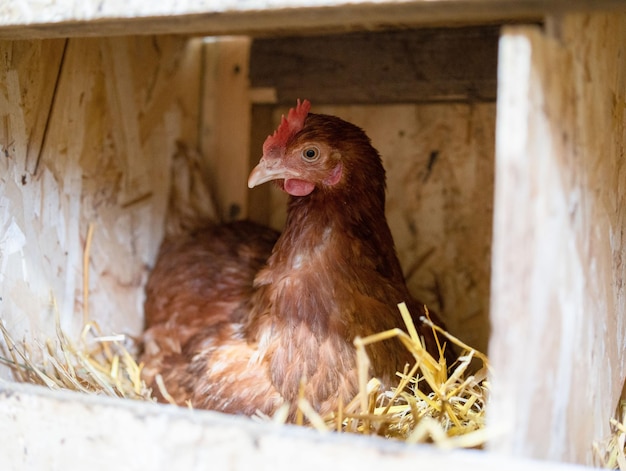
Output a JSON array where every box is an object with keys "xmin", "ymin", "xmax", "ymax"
[
  {"xmin": 0, "ymin": 296, "xmax": 489, "ymax": 449},
  {"xmin": 257, "ymin": 302, "xmax": 490, "ymax": 447},
  {"xmin": 0, "ymin": 317, "xmax": 151, "ymax": 402},
  {"xmin": 2, "ymin": 290, "xmax": 625, "ymax": 466},
  {"xmin": 5, "ymin": 306, "xmax": 626, "ymax": 467}
]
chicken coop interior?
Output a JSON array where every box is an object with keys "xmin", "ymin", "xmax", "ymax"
[{"xmin": 1, "ymin": 1, "xmax": 626, "ymax": 470}]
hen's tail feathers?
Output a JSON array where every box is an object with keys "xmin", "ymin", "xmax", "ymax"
[{"xmin": 165, "ymin": 141, "xmax": 219, "ymax": 237}]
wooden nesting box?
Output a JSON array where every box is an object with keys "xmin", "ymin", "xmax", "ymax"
[{"xmin": 1, "ymin": 1, "xmax": 625, "ymax": 469}]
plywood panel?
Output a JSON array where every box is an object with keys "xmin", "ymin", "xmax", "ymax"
[
  {"xmin": 1, "ymin": 0, "xmax": 625, "ymax": 40},
  {"xmin": 0, "ymin": 36, "xmax": 200, "ymax": 363},
  {"xmin": 264, "ymin": 103, "xmax": 495, "ymax": 354},
  {"xmin": 250, "ymin": 27, "xmax": 499, "ymax": 104},
  {"xmin": 0, "ymin": 381, "xmax": 593, "ymax": 471},
  {"xmin": 488, "ymin": 14, "xmax": 626, "ymax": 465},
  {"xmin": 201, "ymin": 37, "xmax": 252, "ymax": 221}
]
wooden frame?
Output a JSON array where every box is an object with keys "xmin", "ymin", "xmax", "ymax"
[
  {"xmin": 0, "ymin": 0, "xmax": 625, "ymax": 39},
  {"xmin": 489, "ymin": 16, "xmax": 626, "ymax": 464},
  {"xmin": 1, "ymin": 1, "xmax": 625, "ymax": 469}
]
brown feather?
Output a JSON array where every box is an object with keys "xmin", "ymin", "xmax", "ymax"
[{"xmin": 141, "ymin": 106, "xmax": 452, "ymax": 420}]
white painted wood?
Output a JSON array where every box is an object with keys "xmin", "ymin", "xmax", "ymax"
[
  {"xmin": 488, "ymin": 14, "xmax": 626, "ymax": 466},
  {"xmin": 0, "ymin": 36, "xmax": 199, "ymax": 362},
  {"xmin": 0, "ymin": 380, "xmax": 594, "ymax": 471},
  {"xmin": 201, "ymin": 37, "xmax": 252, "ymax": 221},
  {"xmin": 0, "ymin": 4, "xmax": 624, "ymax": 469},
  {"xmin": 0, "ymin": 0, "xmax": 625, "ymax": 39}
]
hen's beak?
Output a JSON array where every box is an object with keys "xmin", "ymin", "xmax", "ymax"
[{"xmin": 248, "ymin": 158, "xmax": 294, "ymax": 188}]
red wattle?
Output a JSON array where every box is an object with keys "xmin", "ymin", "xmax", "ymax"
[{"xmin": 285, "ymin": 179, "xmax": 315, "ymax": 196}]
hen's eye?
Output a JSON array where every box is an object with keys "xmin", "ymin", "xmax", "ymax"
[{"xmin": 301, "ymin": 146, "xmax": 320, "ymax": 162}]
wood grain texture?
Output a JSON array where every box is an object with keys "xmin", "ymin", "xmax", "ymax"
[
  {"xmin": 201, "ymin": 37, "xmax": 252, "ymax": 222},
  {"xmin": 250, "ymin": 27, "xmax": 499, "ymax": 104},
  {"xmin": 0, "ymin": 381, "xmax": 592, "ymax": 471},
  {"xmin": 0, "ymin": 36, "xmax": 199, "ymax": 354},
  {"xmin": 1, "ymin": 0, "xmax": 625, "ymax": 40},
  {"xmin": 488, "ymin": 13, "xmax": 626, "ymax": 465},
  {"xmin": 247, "ymin": 104, "xmax": 276, "ymax": 226},
  {"xmin": 265, "ymin": 103, "xmax": 495, "ymax": 354}
]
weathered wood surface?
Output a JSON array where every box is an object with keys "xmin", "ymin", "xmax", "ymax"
[
  {"xmin": 1, "ymin": 0, "xmax": 626, "ymax": 39},
  {"xmin": 0, "ymin": 36, "xmax": 199, "ymax": 359},
  {"xmin": 201, "ymin": 37, "xmax": 252, "ymax": 221},
  {"xmin": 0, "ymin": 380, "xmax": 593, "ymax": 471},
  {"xmin": 263, "ymin": 103, "xmax": 495, "ymax": 354},
  {"xmin": 488, "ymin": 13, "xmax": 626, "ymax": 465},
  {"xmin": 250, "ymin": 27, "xmax": 499, "ymax": 104}
]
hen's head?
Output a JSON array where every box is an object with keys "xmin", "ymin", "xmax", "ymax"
[{"xmin": 248, "ymin": 100, "xmax": 385, "ymax": 199}]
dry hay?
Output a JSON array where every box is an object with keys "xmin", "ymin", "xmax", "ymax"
[
  {"xmin": 0, "ymin": 316, "xmax": 151, "ymax": 402},
  {"xmin": 0, "ymin": 224, "xmax": 621, "ymax": 464},
  {"xmin": 6, "ymin": 288, "xmax": 625, "ymax": 467},
  {"xmin": 260, "ymin": 302, "xmax": 491, "ymax": 449},
  {"xmin": 595, "ymin": 401, "xmax": 626, "ymax": 469},
  {"xmin": 0, "ymin": 298, "xmax": 490, "ymax": 448},
  {"xmin": 0, "ymin": 222, "xmax": 152, "ymax": 403}
]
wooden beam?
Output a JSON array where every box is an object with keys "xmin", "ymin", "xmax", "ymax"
[
  {"xmin": 250, "ymin": 27, "xmax": 499, "ymax": 104},
  {"xmin": 488, "ymin": 13, "xmax": 626, "ymax": 465},
  {"xmin": 200, "ymin": 37, "xmax": 252, "ymax": 222},
  {"xmin": 1, "ymin": 1, "xmax": 626, "ymax": 40},
  {"xmin": 0, "ymin": 381, "xmax": 595, "ymax": 471}
]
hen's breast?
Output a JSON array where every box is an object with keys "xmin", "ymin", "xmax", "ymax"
[{"xmin": 140, "ymin": 220, "xmax": 279, "ymax": 400}]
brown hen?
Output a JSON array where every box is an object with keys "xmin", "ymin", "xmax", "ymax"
[{"xmin": 141, "ymin": 100, "xmax": 451, "ymax": 419}]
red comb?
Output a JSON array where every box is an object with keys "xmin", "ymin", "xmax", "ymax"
[{"xmin": 263, "ymin": 99, "xmax": 311, "ymax": 155}]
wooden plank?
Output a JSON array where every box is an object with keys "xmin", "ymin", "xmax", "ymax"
[
  {"xmin": 247, "ymin": 104, "xmax": 276, "ymax": 226},
  {"xmin": 1, "ymin": 1, "xmax": 626, "ymax": 39},
  {"xmin": 200, "ymin": 37, "xmax": 252, "ymax": 221},
  {"xmin": 2, "ymin": 40, "xmax": 66, "ymax": 173},
  {"xmin": 0, "ymin": 36, "xmax": 199, "ymax": 351},
  {"xmin": 488, "ymin": 13, "xmax": 626, "ymax": 465},
  {"xmin": 0, "ymin": 38, "xmax": 66, "ymax": 179},
  {"xmin": 0, "ymin": 381, "xmax": 594, "ymax": 471},
  {"xmin": 250, "ymin": 27, "xmax": 499, "ymax": 104}
]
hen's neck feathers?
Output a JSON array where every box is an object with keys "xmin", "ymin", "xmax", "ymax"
[
  {"xmin": 279, "ymin": 160, "xmax": 403, "ymax": 285},
  {"xmin": 251, "ymin": 117, "xmax": 410, "ymax": 337}
]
